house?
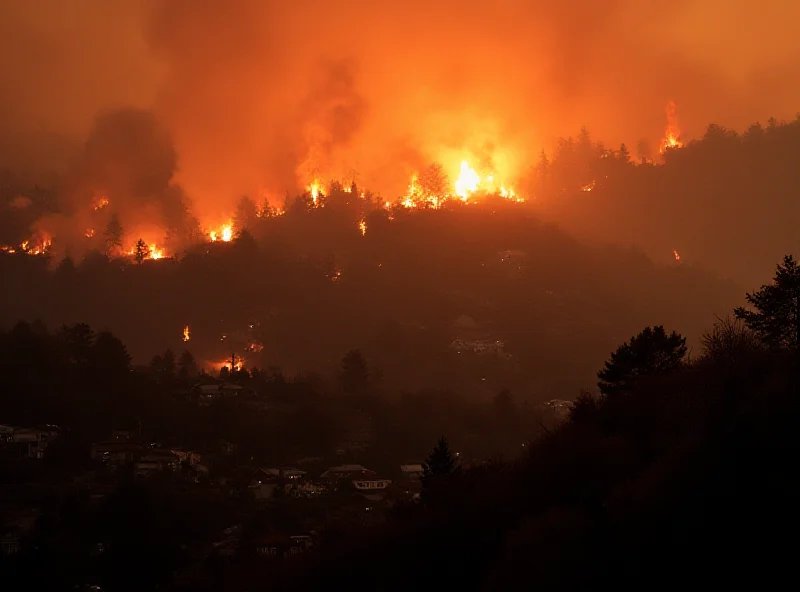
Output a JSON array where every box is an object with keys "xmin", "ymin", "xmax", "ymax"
[
  {"xmin": 252, "ymin": 531, "xmax": 291, "ymax": 558},
  {"xmin": 252, "ymin": 532, "xmax": 313, "ymax": 558},
  {"xmin": 0, "ymin": 425, "xmax": 59, "ymax": 459},
  {"xmin": 351, "ymin": 470, "xmax": 392, "ymax": 493},
  {"xmin": 91, "ymin": 441, "xmax": 143, "ymax": 466},
  {"xmin": 170, "ymin": 448, "xmax": 202, "ymax": 466},
  {"xmin": 134, "ymin": 449, "xmax": 180, "ymax": 477},
  {"xmin": 193, "ymin": 382, "xmax": 245, "ymax": 402},
  {"xmin": 224, "ymin": 468, "xmax": 280, "ymax": 500},
  {"xmin": 320, "ymin": 464, "xmax": 369, "ymax": 481},
  {"xmin": 400, "ymin": 463, "xmax": 425, "ymax": 481},
  {"xmin": 0, "ymin": 530, "xmax": 21, "ymax": 555},
  {"xmin": 261, "ymin": 467, "xmax": 306, "ymax": 480}
]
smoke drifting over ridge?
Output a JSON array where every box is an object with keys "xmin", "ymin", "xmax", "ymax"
[{"xmin": 2, "ymin": 0, "xmax": 800, "ymax": 221}]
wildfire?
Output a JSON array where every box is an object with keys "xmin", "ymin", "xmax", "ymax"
[
  {"xmin": 454, "ymin": 161, "xmax": 481, "ymax": 200},
  {"xmin": 660, "ymin": 100, "xmax": 685, "ymax": 154},
  {"xmin": 397, "ymin": 160, "xmax": 524, "ymax": 208},
  {"xmin": 183, "ymin": 324, "xmax": 191, "ymax": 342},
  {"xmin": 673, "ymin": 249, "xmax": 681, "ymax": 262},
  {"xmin": 0, "ymin": 235, "xmax": 53, "ymax": 256},
  {"xmin": 359, "ymin": 219, "xmax": 367, "ymax": 236},
  {"xmin": 209, "ymin": 223, "xmax": 234, "ymax": 243},
  {"xmin": 308, "ymin": 179, "xmax": 323, "ymax": 205},
  {"xmin": 149, "ymin": 244, "xmax": 165, "ymax": 260},
  {"xmin": 92, "ymin": 196, "xmax": 109, "ymax": 211}
]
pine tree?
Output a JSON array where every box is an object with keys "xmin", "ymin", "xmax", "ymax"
[
  {"xmin": 597, "ymin": 326, "xmax": 687, "ymax": 397},
  {"xmin": 423, "ymin": 437, "xmax": 457, "ymax": 480},
  {"xmin": 105, "ymin": 213, "xmax": 124, "ymax": 254},
  {"xmin": 134, "ymin": 238, "xmax": 148, "ymax": 264},
  {"xmin": 735, "ymin": 255, "xmax": 800, "ymax": 350},
  {"xmin": 422, "ymin": 437, "xmax": 458, "ymax": 506},
  {"xmin": 340, "ymin": 349, "xmax": 369, "ymax": 394}
]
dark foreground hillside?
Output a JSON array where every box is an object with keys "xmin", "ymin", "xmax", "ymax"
[{"xmin": 257, "ymin": 347, "xmax": 800, "ymax": 591}]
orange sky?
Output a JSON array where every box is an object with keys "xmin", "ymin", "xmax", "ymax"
[{"xmin": 2, "ymin": 0, "xmax": 799, "ymax": 219}]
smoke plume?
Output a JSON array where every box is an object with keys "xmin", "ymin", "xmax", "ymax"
[{"xmin": 2, "ymin": 0, "xmax": 800, "ymax": 222}]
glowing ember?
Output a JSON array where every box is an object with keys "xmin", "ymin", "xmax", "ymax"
[
  {"xmin": 85, "ymin": 229, "xmax": 95, "ymax": 238},
  {"xmin": 359, "ymin": 219, "xmax": 367, "ymax": 236},
  {"xmin": 454, "ymin": 161, "xmax": 480, "ymax": 200},
  {"xmin": 581, "ymin": 181, "xmax": 596, "ymax": 192},
  {"xmin": 93, "ymin": 196, "xmax": 109, "ymax": 211},
  {"xmin": 183, "ymin": 324, "xmax": 191, "ymax": 342},
  {"xmin": 673, "ymin": 249, "xmax": 681, "ymax": 262},
  {"xmin": 332, "ymin": 269, "xmax": 342, "ymax": 282},
  {"xmin": 660, "ymin": 100, "xmax": 685, "ymax": 154}
]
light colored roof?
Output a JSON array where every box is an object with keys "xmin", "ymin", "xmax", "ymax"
[
  {"xmin": 400, "ymin": 464, "xmax": 424, "ymax": 473},
  {"xmin": 320, "ymin": 464, "xmax": 368, "ymax": 478}
]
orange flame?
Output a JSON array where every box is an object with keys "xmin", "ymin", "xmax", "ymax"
[
  {"xmin": 454, "ymin": 161, "xmax": 480, "ymax": 200},
  {"xmin": 673, "ymin": 249, "xmax": 681, "ymax": 262},
  {"xmin": 660, "ymin": 101, "xmax": 684, "ymax": 154},
  {"xmin": 85, "ymin": 228, "xmax": 95, "ymax": 238},
  {"xmin": 308, "ymin": 179, "xmax": 322, "ymax": 205},
  {"xmin": 359, "ymin": 219, "xmax": 367, "ymax": 236},
  {"xmin": 209, "ymin": 223, "xmax": 234, "ymax": 243},
  {"xmin": 149, "ymin": 244, "xmax": 165, "ymax": 260},
  {"xmin": 92, "ymin": 196, "xmax": 109, "ymax": 211},
  {"xmin": 183, "ymin": 324, "xmax": 190, "ymax": 342}
]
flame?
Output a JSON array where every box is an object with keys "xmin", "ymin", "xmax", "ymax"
[
  {"xmin": 673, "ymin": 249, "xmax": 681, "ymax": 262},
  {"xmin": 308, "ymin": 179, "xmax": 322, "ymax": 205},
  {"xmin": 454, "ymin": 161, "xmax": 480, "ymax": 200},
  {"xmin": 85, "ymin": 229, "xmax": 95, "ymax": 238},
  {"xmin": 660, "ymin": 101, "xmax": 684, "ymax": 154},
  {"xmin": 209, "ymin": 223, "xmax": 234, "ymax": 243},
  {"xmin": 332, "ymin": 269, "xmax": 342, "ymax": 282},
  {"xmin": 92, "ymin": 196, "xmax": 109, "ymax": 211},
  {"xmin": 183, "ymin": 324, "xmax": 191, "ymax": 342},
  {"xmin": 359, "ymin": 219, "xmax": 367, "ymax": 236},
  {"xmin": 149, "ymin": 244, "xmax": 165, "ymax": 260},
  {"xmin": 11, "ymin": 234, "xmax": 53, "ymax": 256},
  {"xmin": 581, "ymin": 181, "xmax": 596, "ymax": 192},
  {"xmin": 343, "ymin": 185, "xmax": 352, "ymax": 194}
]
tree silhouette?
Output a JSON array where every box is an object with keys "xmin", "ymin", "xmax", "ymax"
[
  {"xmin": 735, "ymin": 255, "xmax": 800, "ymax": 350},
  {"xmin": 423, "ymin": 437, "xmax": 457, "ymax": 480},
  {"xmin": 93, "ymin": 330, "xmax": 131, "ymax": 377},
  {"xmin": 569, "ymin": 390, "xmax": 600, "ymax": 424},
  {"xmin": 340, "ymin": 349, "xmax": 369, "ymax": 394},
  {"xmin": 418, "ymin": 163, "xmax": 448, "ymax": 198},
  {"xmin": 700, "ymin": 315, "xmax": 762, "ymax": 363},
  {"xmin": 105, "ymin": 212, "xmax": 124, "ymax": 254},
  {"xmin": 597, "ymin": 326, "xmax": 687, "ymax": 397},
  {"xmin": 234, "ymin": 195, "xmax": 258, "ymax": 232},
  {"xmin": 162, "ymin": 349, "xmax": 176, "ymax": 378},
  {"xmin": 59, "ymin": 323, "xmax": 95, "ymax": 366},
  {"xmin": 134, "ymin": 238, "xmax": 148, "ymax": 264},
  {"xmin": 422, "ymin": 437, "xmax": 458, "ymax": 506},
  {"xmin": 178, "ymin": 350, "xmax": 197, "ymax": 381}
]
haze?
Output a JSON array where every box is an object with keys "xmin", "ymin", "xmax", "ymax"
[{"xmin": 2, "ymin": 0, "xmax": 799, "ymax": 220}]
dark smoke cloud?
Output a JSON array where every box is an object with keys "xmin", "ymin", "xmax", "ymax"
[{"xmin": 2, "ymin": 0, "xmax": 800, "ymax": 219}]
